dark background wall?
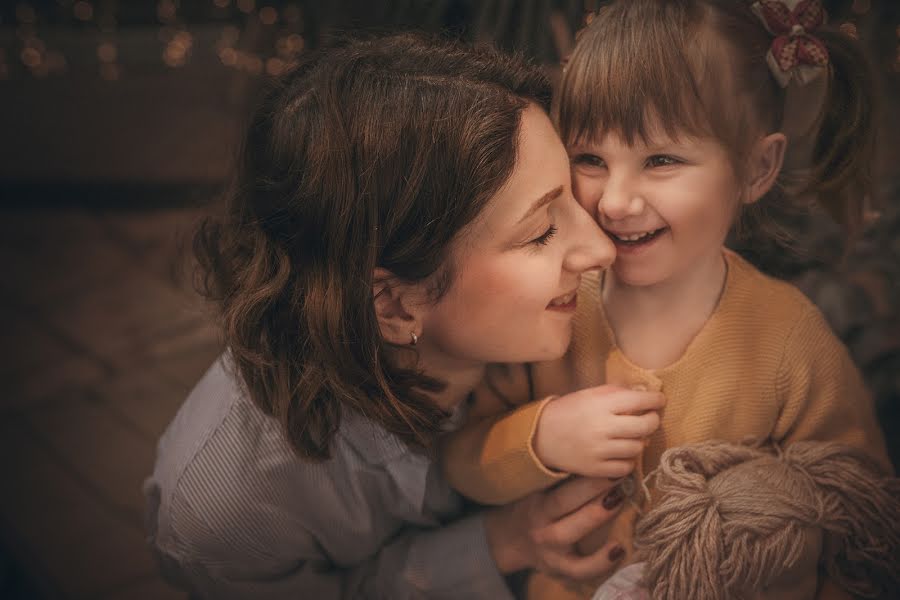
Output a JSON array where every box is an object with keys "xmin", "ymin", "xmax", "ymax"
[{"xmin": 0, "ymin": 2, "xmax": 897, "ymax": 599}]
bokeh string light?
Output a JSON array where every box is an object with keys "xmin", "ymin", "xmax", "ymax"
[
  {"xmin": 1, "ymin": 1, "xmax": 896, "ymax": 82},
  {"xmin": 3, "ymin": 1, "xmax": 307, "ymax": 81}
]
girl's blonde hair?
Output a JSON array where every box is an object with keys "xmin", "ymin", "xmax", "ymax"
[{"xmin": 557, "ymin": 0, "xmax": 877, "ymax": 240}]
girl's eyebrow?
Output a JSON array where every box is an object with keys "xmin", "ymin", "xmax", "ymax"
[{"xmin": 517, "ymin": 186, "xmax": 563, "ymax": 225}]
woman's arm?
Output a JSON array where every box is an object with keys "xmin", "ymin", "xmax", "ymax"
[
  {"xmin": 156, "ymin": 514, "xmax": 511, "ymax": 600},
  {"xmin": 152, "ymin": 476, "xmax": 627, "ymax": 599}
]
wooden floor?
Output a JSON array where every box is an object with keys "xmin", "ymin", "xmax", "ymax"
[{"xmin": 0, "ymin": 203, "xmax": 222, "ymax": 599}]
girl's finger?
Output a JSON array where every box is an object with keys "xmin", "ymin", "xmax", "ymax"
[
  {"xmin": 610, "ymin": 390, "xmax": 666, "ymax": 415},
  {"xmin": 612, "ymin": 412, "xmax": 661, "ymax": 439},
  {"xmin": 592, "ymin": 438, "xmax": 644, "ymax": 459}
]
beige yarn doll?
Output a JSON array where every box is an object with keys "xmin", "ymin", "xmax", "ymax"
[{"xmin": 592, "ymin": 440, "xmax": 899, "ymax": 600}]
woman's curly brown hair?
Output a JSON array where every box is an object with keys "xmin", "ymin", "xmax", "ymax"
[{"xmin": 194, "ymin": 33, "xmax": 551, "ymax": 460}]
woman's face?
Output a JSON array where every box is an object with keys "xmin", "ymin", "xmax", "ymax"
[{"xmin": 419, "ymin": 104, "xmax": 615, "ymax": 368}]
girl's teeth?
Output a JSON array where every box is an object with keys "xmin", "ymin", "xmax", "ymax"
[
  {"xmin": 550, "ymin": 292, "xmax": 575, "ymax": 306},
  {"xmin": 618, "ymin": 231, "xmax": 651, "ymax": 241}
]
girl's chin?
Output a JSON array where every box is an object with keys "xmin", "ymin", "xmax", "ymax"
[{"xmin": 611, "ymin": 266, "xmax": 662, "ymax": 288}]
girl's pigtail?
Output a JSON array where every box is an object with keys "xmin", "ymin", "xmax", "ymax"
[{"xmin": 804, "ymin": 29, "xmax": 878, "ymax": 237}]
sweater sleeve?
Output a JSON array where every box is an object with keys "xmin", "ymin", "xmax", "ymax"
[
  {"xmin": 441, "ymin": 364, "xmax": 568, "ymax": 505},
  {"xmin": 772, "ymin": 305, "xmax": 893, "ymax": 475}
]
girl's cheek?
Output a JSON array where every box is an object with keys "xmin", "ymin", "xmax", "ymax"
[{"xmin": 572, "ymin": 176, "xmax": 601, "ymax": 216}]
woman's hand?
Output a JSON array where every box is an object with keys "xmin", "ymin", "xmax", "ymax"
[
  {"xmin": 485, "ymin": 476, "xmax": 627, "ymax": 579},
  {"xmin": 533, "ymin": 385, "xmax": 665, "ymax": 477}
]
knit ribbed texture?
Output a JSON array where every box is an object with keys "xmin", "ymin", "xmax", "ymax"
[{"xmin": 443, "ymin": 249, "xmax": 891, "ymax": 600}]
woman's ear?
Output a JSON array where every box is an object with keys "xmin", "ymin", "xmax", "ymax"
[
  {"xmin": 373, "ymin": 267, "xmax": 424, "ymax": 346},
  {"xmin": 743, "ymin": 132, "xmax": 787, "ymax": 205}
]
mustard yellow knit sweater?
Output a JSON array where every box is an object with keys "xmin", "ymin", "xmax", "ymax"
[{"xmin": 442, "ymin": 249, "xmax": 891, "ymax": 600}]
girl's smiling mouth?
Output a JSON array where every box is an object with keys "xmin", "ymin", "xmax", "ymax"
[
  {"xmin": 547, "ymin": 289, "xmax": 578, "ymax": 311},
  {"xmin": 605, "ymin": 226, "xmax": 668, "ymax": 249}
]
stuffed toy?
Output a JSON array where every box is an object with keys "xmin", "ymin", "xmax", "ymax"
[{"xmin": 593, "ymin": 440, "xmax": 900, "ymax": 600}]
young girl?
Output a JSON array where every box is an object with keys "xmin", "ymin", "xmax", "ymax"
[{"xmin": 441, "ymin": 1, "xmax": 893, "ymax": 598}]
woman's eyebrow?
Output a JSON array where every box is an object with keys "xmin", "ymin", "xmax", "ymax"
[{"xmin": 517, "ymin": 186, "xmax": 563, "ymax": 225}]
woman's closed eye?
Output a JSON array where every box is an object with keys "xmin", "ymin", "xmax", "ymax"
[{"xmin": 529, "ymin": 225, "xmax": 558, "ymax": 247}]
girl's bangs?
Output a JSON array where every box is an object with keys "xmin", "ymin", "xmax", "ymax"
[{"xmin": 557, "ymin": 7, "xmax": 718, "ymax": 147}]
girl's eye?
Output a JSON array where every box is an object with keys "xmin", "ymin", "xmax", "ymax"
[
  {"xmin": 570, "ymin": 153, "xmax": 605, "ymax": 168},
  {"xmin": 647, "ymin": 155, "xmax": 680, "ymax": 168},
  {"xmin": 529, "ymin": 225, "xmax": 558, "ymax": 247}
]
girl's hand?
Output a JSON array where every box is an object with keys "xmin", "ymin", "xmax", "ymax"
[
  {"xmin": 533, "ymin": 385, "xmax": 665, "ymax": 477},
  {"xmin": 485, "ymin": 476, "xmax": 627, "ymax": 579}
]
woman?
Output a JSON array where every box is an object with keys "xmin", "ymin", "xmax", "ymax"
[{"xmin": 145, "ymin": 33, "xmax": 651, "ymax": 598}]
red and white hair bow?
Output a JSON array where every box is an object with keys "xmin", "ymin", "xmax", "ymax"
[{"xmin": 751, "ymin": 0, "xmax": 829, "ymax": 87}]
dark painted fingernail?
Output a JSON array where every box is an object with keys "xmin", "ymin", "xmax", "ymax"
[
  {"xmin": 609, "ymin": 545, "xmax": 625, "ymax": 562},
  {"xmin": 602, "ymin": 485, "xmax": 624, "ymax": 510}
]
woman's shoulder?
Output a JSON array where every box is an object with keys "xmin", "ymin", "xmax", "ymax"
[
  {"xmin": 148, "ymin": 356, "xmax": 299, "ymax": 517},
  {"xmin": 150, "ymin": 354, "xmax": 280, "ymax": 492},
  {"xmin": 147, "ymin": 355, "xmax": 435, "ymax": 546},
  {"xmin": 150, "ymin": 356, "xmax": 415, "ymax": 510},
  {"xmin": 145, "ymin": 356, "xmax": 436, "ymax": 573}
]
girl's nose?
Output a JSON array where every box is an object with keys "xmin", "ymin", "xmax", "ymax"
[{"xmin": 598, "ymin": 177, "xmax": 645, "ymax": 222}]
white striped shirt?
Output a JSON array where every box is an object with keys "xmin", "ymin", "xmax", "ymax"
[{"xmin": 144, "ymin": 355, "xmax": 513, "ymax": 599}]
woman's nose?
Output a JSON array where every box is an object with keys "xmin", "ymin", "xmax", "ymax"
[{"xmin": 565, "ymin": 200, "xmax": 616, "ymax": 274}]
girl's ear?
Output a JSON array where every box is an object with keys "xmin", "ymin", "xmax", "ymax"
[
  {"xmin": 372, "ymin": 267, "xmax": 425, "ymax": 346},
  {"xmin": 743, "ymin": 132, "xmax": 787, "ymax": 205}
]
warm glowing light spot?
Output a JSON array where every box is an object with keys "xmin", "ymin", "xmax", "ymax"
[
  {"xmin": 219, "ymin": 47, "xmax": 237, "ymax": 66},
  {"xmin": 266, "ymin": 57, "xmax": 285, "ymax": 76},
  {"xmin": 259, "ymin": 6, "xmax": 277, "ymax": 26},
  {"xmin": 21, "ymin": 47, "xmax": 41, "ymax": 68},
  {"xmin": 97, "ymin": 42, "xmax": 117, "ymax": 63},
  {"xmin": 839, "ymin": 22, "xmax": 858, "ymax": 39}
]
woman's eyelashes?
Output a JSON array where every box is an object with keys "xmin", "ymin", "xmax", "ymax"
[{"xmin": 529, "ymin": 225, "xmax": 558, "ymax": 247}]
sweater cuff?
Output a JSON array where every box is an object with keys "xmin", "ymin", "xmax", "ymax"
[
  {"xmin": 528, "ymin": 397, "xmax": 569, "ymax": 478},
  {"xmin": 483, "ymin": 397, "xmax": 569, "ymax": 495}
]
